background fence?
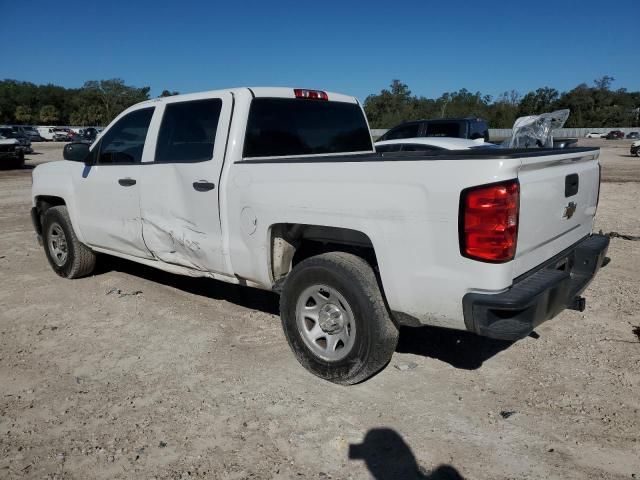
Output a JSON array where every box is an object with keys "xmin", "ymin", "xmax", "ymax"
[{"xmin": 371, "ymin": 127, "xmax": 639, "ymax": 140}]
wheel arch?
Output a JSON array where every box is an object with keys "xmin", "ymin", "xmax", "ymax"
[
  {"xmin": 33, "ymin": 194, "xmax": 87, "ymax": 244},
  {"xmin": 269, "ymin": 223, "xmax": 379, "ymax": 288}
]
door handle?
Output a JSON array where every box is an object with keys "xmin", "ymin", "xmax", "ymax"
[
  {"xmin": 193, "ymin": 180, "xmax": 215, "ymax": 192},
  {"xmin": 118, "ymin": 178, "xmax": 136, "ymax": 187}
]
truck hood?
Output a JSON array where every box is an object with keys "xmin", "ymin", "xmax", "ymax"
[{"xmin": 0, "ymin": 138, "xmax": 19, "ymax": 145}]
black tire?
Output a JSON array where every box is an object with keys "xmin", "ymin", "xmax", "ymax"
[
  {"xmin": 280, "ymin": 252, "xmax": 399, "ymax": 385},
  {"xmin": 42, "ymin": 206, "xmax": 96, "ymax": 278},
  {"xmin": 13, "ymin": 152, "xmax": 25, "ymax": 169}
]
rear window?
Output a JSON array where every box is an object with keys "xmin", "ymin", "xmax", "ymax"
[
  {"xmin": 425, "ymin": 122, "xmax": 462, "ymax": 138},
  {"xmin": 243, "ymin": 98, "xmax": 372, "ymax": 158}
]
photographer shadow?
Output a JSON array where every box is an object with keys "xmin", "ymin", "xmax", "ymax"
[{"xmin": 350, "ymin": 428, "xmax": 465, "ymax": 479}]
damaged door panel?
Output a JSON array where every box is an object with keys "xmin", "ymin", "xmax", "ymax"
[{"xmin": 139, "ymin": 94, "xmax": 232, "ymax": 275}]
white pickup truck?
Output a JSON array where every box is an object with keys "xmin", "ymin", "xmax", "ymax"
[{"xmin": 31, "ymin": 87, "xmax": 609, "ymax": 384}]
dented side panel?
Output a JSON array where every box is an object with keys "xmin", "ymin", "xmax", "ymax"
[{"xmin": 138, "ymin": 92, "xmax": 233, "ymax": 275}]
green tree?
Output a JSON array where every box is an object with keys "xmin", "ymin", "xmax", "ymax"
[
  {"xmin": 160, "ymin": 89, "xmax": 179, "ymax": 97},
  {"xmin": 39, "ymin": 105, "xmax": 60, "ymax": 124},
  {"xmin": 79, "ymin": 79, "xmax": 150, "ymax": 124},
  {"xmin": 364, "ymin": 80, "xmax": 418, "ymax": 128},
  {"xmin": 594, "ymin": 76, "xmax": 615, "ymax": 90},
  {"xmin": 14, "ymin": 105, "xmax": 32, "ymax": 123},
  {"xmin": 518, "ymin": 87, "xmax": 559, "ymax": 116}
]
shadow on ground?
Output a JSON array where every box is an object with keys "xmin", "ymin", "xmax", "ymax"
[
  {"xmin": 96, "ymin": 255, "xmax": 279, "ymax": 315},
  {"xmin": 350, "ymin": 428, "xmax": 465, "ymax": 479},
  {"xmin": 97, "ymin": 256, "xmax": 515, "ymax": 369},
  {"xmin": 396, "ymin": 326, "xmax": 514, "ymax": 370},
  {"xmin": 0, "ymin": 163, "xmax": 34, "ymax": 171}
]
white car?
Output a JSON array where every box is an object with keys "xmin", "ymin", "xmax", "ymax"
[
  {"xmin": 585, "ymin": 132, "xmax": 606, "ymax": 138},
  {"xmin": 375, "ymin": 137, "xmax": 498, "ymax": 152},
  {"xmin": 30, "ymin": 87, "xmax": 609, "ymax": 384}
]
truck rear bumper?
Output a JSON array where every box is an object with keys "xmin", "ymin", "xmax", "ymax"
[{"xmin": 462, "ymin": 234, "xmax": 609, "ymax": 341}]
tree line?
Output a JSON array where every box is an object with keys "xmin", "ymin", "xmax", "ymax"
[
  {"xmin": 1, "ymin": 76, "xmax": 638, "ymax": 128},
  {"xmin": 364, "ymin": 77, "xmax": 640, "ymax": 129},
  {"xmin": 0, "ymin": 79, "xmax": 179, "ymax": 126}
]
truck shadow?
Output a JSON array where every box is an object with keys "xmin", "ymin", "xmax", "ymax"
[
  {"xmin": 96, "ymin": 256, "xmax": 280, "ymax": 316},
  {"xmin": 96, "ymin": 256, "xmax": 513, "ymax": 369},
  {"xmin": 396, "ymin": 326, "xmax": 514, "ymax": 370},
  {"xmin": 349, "ymin": 428, "xmax": 465, "ymax": 479}
]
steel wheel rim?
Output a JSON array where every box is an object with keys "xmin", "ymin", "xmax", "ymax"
[
  {"xmin": 295, "ymin": 284, "xmax": 356, "ymax": 362},
  {"xmin": 48, "ymin": 222, "xmax": 68, "ymax": 266}
]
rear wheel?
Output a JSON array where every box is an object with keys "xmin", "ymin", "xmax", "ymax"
[
  {"xmin": 280, "ymin": 252, "xmax": 398, "ymax": 385},
  {"xmin": 42, "ymin": 206, "xmax": 96, "ymax": 278}
]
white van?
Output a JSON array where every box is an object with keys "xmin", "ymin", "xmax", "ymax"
[{"xmin": 36, "ymin": 126, "xmax": 57, "ymax": 141}]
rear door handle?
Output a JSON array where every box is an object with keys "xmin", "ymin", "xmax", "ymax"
[
  {"xmin": 193, "ymin": 180, "xmax": 215, "ymax": 192},
  {"xmin": 118, "ymin": 178, "xmax": 136, "ymax": 187}
]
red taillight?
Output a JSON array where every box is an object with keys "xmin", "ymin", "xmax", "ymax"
[
  {"xmin": 294, "ymin": 88, "xmax": 328, "ymax": 100},
  {"xmin": 460, "ymin": 179, "xmax": 519, "ymax": 262}
]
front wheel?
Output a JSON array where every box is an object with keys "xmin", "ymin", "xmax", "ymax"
[
  {"xmin": 42, "ymin": 206, "xmax": 96, "ymax": 278},
  {"xmin": 280, "ymin": 252, "xmax": 398, "ymax": 385}
]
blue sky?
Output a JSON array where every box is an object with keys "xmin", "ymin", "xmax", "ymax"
[{"xmin": 1, "ymin": 0, "xmax": 638, "ymax": 102}]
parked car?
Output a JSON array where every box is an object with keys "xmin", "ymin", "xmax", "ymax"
[
  {"xmin": 631, "ymin": 140, "xmax": 640, "ymax": 157},
  {"xmin": 70, "ymin": 127, "xmax": 100, "ymax": 144},
  {"xmin": 605, "ymin": 130, "xmax": 625, "ymax": 140},
  {"xmin": 52, "ymin": 128, "xmax": 72, "ymax": 142},
  {"xmin": 626, "ymin": 131, "xmax": 639, "ymax": 139},
  {"xmin": 31, "ymin": 87, "xmax": 609, "ymax": 384},
  {"xmin": 0, "ymin": 136, "xmax": 24, "ymax": 169},
  {"xmin": 585, "ymin": 132, "xmax": 606, "ymax": 138},
  {"xmin": 12, "ymin": 125, "xmax": 43, "ymax": 142},
  {"xmin": 0, "ymin": 126, "xmax": 33, "ymax": 153},
  {"xmin": 378, "ymin": 117, "xmax": 490, "ymax": 143},
  {"xmin": 375, "ymin": 137, "xmax": 499, "ymax": 153}
]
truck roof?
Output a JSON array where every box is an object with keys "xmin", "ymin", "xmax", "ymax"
[{"xmin": 137, "ymin": 87, "xmax": 359, "ymax": 107}]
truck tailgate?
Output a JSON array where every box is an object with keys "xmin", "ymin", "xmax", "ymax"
[{"xmin": 514, "ymin": 148, "xmax": 600, "ymax": 278}]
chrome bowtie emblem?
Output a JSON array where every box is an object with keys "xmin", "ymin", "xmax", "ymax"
[{"xmin": 563, "ymin": 201, "xmax": 577, "ymax": 219}]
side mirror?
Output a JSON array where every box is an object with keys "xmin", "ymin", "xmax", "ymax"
[{"xmin": 63, "ymin": 142, "xmax": 91, "ymax": 164}]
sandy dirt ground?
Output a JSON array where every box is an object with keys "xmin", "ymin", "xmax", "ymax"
[{"xmin": 0, "ymin": 140, "xmax": 638, "ymax": 480}]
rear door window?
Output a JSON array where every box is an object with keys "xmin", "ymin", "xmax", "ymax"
[
  {"xmin": 243, "ymin": 98, "xmax": 372, "ymax": 158},
  {"xmin": 155, "ymin": 99, "xmax": 222, "ymax": 163}
]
